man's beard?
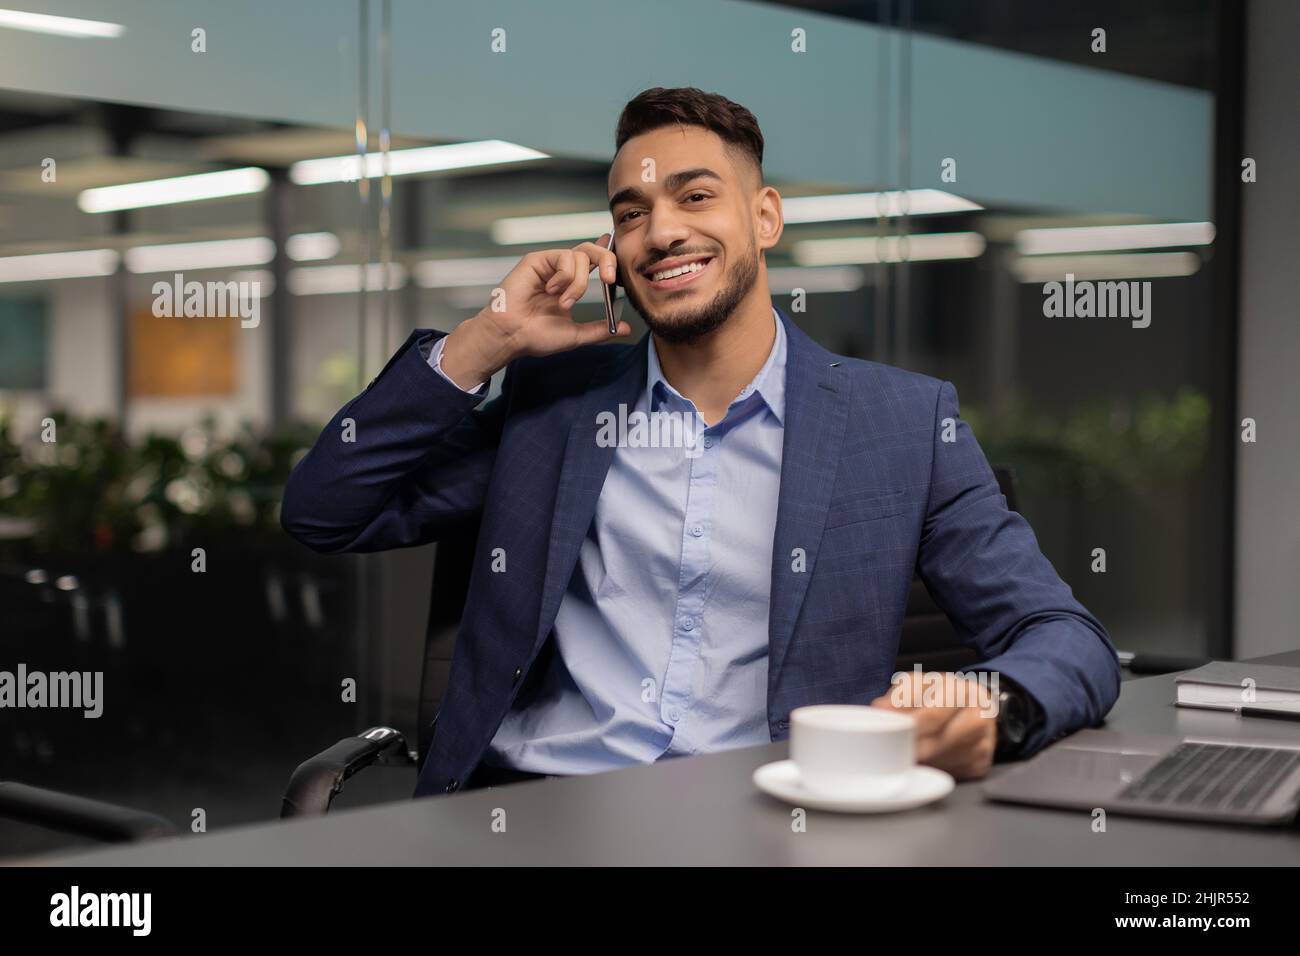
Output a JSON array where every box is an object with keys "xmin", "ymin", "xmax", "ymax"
[{"xmin": 623, "ymin": 239, "xmax": 760, "ymax": 345}]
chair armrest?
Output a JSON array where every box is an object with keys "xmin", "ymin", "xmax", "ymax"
[
  {"xmin": 280, "ymin": 726, "xmax": 414, "ymax": 818},
  {"xmin": 0, "ymin": 781, "xmax": 177, "ymax": 842}
]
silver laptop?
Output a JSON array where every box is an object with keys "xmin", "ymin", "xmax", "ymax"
[{"xmin": 982, "ymin": 729, "xmax": 1300, "ymax": 825}]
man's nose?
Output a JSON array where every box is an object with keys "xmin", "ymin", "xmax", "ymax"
[{"xmin": 642, "ymin": 206, "xmax": 693, "ymax": 252}]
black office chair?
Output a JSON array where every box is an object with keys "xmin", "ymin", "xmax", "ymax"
[
  {"xmin": 279, "ymin": 518, "xmax": 478, "ymax": 817},
  {"xmin": 892, "ymin": 465, "xmax": 1021, "ymax": 673}
]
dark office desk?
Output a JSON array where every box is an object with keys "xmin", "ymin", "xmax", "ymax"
[{"xmin": 24, "ymin": 652, "xmax": 1300, "ymax": 866}]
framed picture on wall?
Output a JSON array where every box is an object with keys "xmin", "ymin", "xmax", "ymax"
[{"xmin": 128, "ymin": 306, "xmax": 238, "ymax": 397}]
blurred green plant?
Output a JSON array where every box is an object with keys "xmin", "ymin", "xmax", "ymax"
[
  {"xmin": 0, "ymin": 411, "xmax": 321, "ymax": 555},
  {"xmin": 962, "ymin": 387, "xmax": 1211, "ymax": 499}
]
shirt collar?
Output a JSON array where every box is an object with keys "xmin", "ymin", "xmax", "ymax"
[{"xmin": 646, "ymin": 305, "xmax": 786, "ymax": 426}]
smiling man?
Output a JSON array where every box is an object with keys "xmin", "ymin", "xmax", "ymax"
[{"xmin": 281, "ymin": 87, "xmax": 1121, "ymax": 798}]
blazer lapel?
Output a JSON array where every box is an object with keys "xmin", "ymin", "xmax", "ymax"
[
  {"xmin": 534, "ymin": 337, "xmax": 648, "ymax": 648},
  {"xmin": 767, "ymin": 308, "xmax": 850, "ymax": 688}
]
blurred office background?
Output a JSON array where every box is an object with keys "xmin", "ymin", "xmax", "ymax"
[{"xmin": 0, "ymin": 0, "xmax": 1294, "ymax": 856}]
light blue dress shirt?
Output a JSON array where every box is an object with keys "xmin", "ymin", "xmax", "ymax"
[{"xmin": 428, "ymin": 308, "xmax": 786, "ymax": 774}]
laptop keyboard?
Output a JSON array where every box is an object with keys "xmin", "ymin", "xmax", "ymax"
[{"xmin": 1119, "ymin": 742, "xmax": 1300, "ymax": 813}]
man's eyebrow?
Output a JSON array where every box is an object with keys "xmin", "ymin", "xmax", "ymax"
[{"xmin": 608, "ymin": 167, "xmax": 723, "ymax": 211}]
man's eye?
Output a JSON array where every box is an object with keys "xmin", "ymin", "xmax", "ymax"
[
  {"xmin": 618, "ymin": 210, "xmax": 641, "ymax": 223},
  {"xmin": 687, "ymin": 193, "xmax": 709, "ymax": 202}
]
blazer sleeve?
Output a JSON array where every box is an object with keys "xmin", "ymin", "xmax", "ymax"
[
  {"xmin": 914, "ymin": 380, "xmax": 1122, "ymax": 757},
  {"xmin": 280, "ymin": 328, "xmax": 513, "ymax": 554}
]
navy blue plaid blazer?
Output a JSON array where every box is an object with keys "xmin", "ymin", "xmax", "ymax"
[{"xmin": 281, "ymin": 304, "xmax": 1120, "ymax": 799}]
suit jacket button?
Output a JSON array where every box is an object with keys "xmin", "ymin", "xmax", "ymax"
[
  {"xmin": 512, "ymin": 666, "xmax": 523, "ymax": 686},
  {"xmin": 445, "ymin": 778, "xmax": 459, "ymax": 793}
]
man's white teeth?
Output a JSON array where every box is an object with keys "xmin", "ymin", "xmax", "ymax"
[{"xmin": 652, "ymin": 260, "xmax": 707, "ymax": 282}]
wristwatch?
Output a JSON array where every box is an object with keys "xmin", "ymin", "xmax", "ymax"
[{"xmin": 993, "ymin": 674, "xmax": 1044, "ymax": 759}]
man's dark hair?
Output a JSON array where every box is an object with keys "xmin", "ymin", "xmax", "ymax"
[{"xmin": 615, "ymin": 87, "xmax": 764, "ymax": 183}]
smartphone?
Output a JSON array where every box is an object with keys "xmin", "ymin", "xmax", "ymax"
[{"xmin": 601, "ymin": 231, "xmax": 619, "ymax": 335}]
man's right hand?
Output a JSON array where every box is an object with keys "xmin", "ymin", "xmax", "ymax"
[{"xmin": 439, "ymin": 233, "xmax": 634, "ymax": 389}]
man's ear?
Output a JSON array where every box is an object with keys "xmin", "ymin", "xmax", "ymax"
[{"xmin": 755, "ymin": 185, "xmax": 784, "ymax": 253}]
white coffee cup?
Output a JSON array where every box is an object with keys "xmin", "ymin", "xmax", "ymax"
[{"xmin": 789, "ymin": 705, "xmax": 916, "ymax": 798}]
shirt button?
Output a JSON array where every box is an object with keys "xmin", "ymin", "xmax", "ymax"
[
  {"xmin": 512, "ymin": 666, "xmax": 523, "ymax": 686},
  {"xmin": 445, "ymin": 778, "xmax": 459, "ymax": 793},
  {"xmin": 668, "ymin": 708, "xmax": 680, "ymax": 722},
  {"xmin": 681, "ymin": 618, "xmax": 694, "ymax": 631},
  {"xmin": 703, "ymin": 437, "xmax": 713, "ymax": 448},
  {"xmin": 691, "ymin": 525, "xmax": 704, "ymax": 537}
]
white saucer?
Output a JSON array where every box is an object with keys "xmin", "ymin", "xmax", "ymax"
[{"xmin": 752, "ymin": 760, "xmax": 955, "ymax": 813}]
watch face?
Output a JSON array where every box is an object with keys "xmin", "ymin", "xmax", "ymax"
[{"xmin": 999, "ymin": 690, "xmax": 1028, "ymax": 743}]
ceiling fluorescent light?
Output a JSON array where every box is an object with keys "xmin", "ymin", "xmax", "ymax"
[
  {"xmin": 125, "ymin": 237, "xmax": 275, "ymax": 273},
  {"xmin": 415, "ymin": 255, "xmax": 536, "ymax": 288},
  {"xmin": 124, "ymin": 233, "xmax": 335, "ymax": 272},
  {"xmin": 1011, "ymin": 252, "xmax": 1201, "ymax": 283},
  {"xmin": 0, "ymin": 248, "xmax": 119, "ymax": 283},
  {"xmin": 289, "ymin": 140, "xmax": 548, "ymax": 186},
  {"xmin": 783, "ymin": 189, "xmax": 982, "ymax": 223},
  {"xmin": 766, "ymin": 266, "xmax": 866, "ymax": 294},
  {"xmin": 285, "ymin": 231, "xmax": 340, "ymax": 262},
  {"xmin": 78, "ymin": 168, "xmax": 269, "ymax": 213},
  {"xmin": 1015, "ymin": 221, "xmax": 1216, "ymax": 255},
  {"xmin": 287, "ymin": 262, "xmax": 407, "ymax": 295},
  {"xmin": 793, "ymin": 232, "xmax": 986, "ymax": 266},
  {"xmin": 492, "ymin": 212, "xmax": 614, "ymax": 246},
  {"xmin": 0, "ymin": 8, "xmax": 123, "ymax": 38}
]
